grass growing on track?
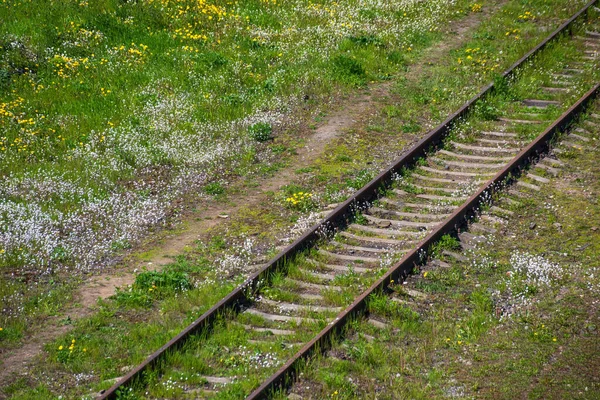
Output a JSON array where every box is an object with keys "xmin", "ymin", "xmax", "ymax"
[
  {"xmin": 283, "ymin": 23, "xmax": 600, "ymax": 400},
  {"xmin": 289, "ymin": 117, "xmax": 600, "ymax": 398},
  {"xmin": 302, "ymin": 113, "xmax": 600, "ymax": 397},
  {"xmin": 103, "ymin": 9, "xmax": 600, "ymax": 399}
]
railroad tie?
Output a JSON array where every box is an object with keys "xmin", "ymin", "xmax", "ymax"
[
  {"xmin": 338, "ymin": 230, "xmax": 415, "ymax": 246},
  {"xmin": 450, "ymin": 141, "xmax": 517, "ymax": 154},
  {"xmin": 521, "ymin": 99, "xmax": 560, "ymax": 108},
  {"xmin": 348, "ymin": 223, "xmax": 425, "ymax": 238},
  {"xmin": 526, "ymin": 173, "xmax": 550, "ymax": 184}
]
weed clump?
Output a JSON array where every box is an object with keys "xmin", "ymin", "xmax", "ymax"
[
  {"xmin": 205, "ymin": 181, "xmax": 225, "ymax": 196},
  {"xmin": 114, "ymin": 269, "xmax": 193, "ymax": 307},
  {"xmin": 248, "ymin": 122, "xmax": 273, "ymax": 142},
  {"xmin": 332, "ymin": 55, "xmax": 366, "ymax": 86},
  {"xmin": 284, "ymin": 191, "xmax": 315, "ymax": 212},
  {"xmin": 475, "ymin": 102, "xmax": 500, "ymax": 120}
]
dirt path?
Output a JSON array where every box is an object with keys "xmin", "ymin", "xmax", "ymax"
[
  {"xmin": 0, "ymin": 5, "xmax": 502, "ymax": 389},
  {"xmin": 146, "ymin": 90, "xmax": 379, "ymax": 265},
  {"xmin": 71, "ymin": 90, "xmax": 381, "ymax": 314}
]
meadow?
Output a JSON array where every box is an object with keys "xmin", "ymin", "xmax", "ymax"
[
  {"xmin": 0, "ymin": 0, "xmax": 463, "ymax": 274},
  {"xmin": 1, "ymin": 0, "xmax": 596, "ymax": 398},
  {"xmin": 1, "ymin": 0, "xmax": 475, "ymax": 343}
]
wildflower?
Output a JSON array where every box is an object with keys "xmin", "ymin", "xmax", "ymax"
[
  {"xmin": 423, "ymin": 272, "xmax": 428, "ymax": 278},
  {"xmin": 59, "ymin": 345, "xmax": 63, "ymax": 350}
]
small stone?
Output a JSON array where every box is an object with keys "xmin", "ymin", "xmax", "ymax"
[
  {"xmin": 218, "ymin": 214, "xmax": 229, "ymax": 219},
  {"xmin": 553, "ymin": 223, "xmax": 562, "ymax": 229},
  {"xmin": 587, "ymin": 324, "xmax": 597, "ymax": 332},
  {"xmin": 529, "ymin": 222, "xmax": 537, "ymax": 230},
  {"xmin": 377, "ymin": 221, "xmax": 392, "ymax": 228},
  {"xmin": 592, "ymin": 226, "xmax": 598, "ymax": 232}
]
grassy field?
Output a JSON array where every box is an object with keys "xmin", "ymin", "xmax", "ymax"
[
  {"xmin": 0, "ymin": 0, "xmax": 483, "ymax": 345},
  {"xmin": 0, "ymin": 0, "xmax": 469, "ymax": 273},
  {"xmin": 1, "ymin": 0, "xmax": 598, "ymax": 398},
  {"xmin": 1, "ymin": 0, "xmax": 482, "ymax": 349}
]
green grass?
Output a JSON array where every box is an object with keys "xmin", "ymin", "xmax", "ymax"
[
  {"xmin": 0, "ymin": 0, "xmax": 474, "ymax": 269},
  {"xmin": 1, "ymin": 0, "xmax": 482, "ymax": 345},
  {"xmin": 93, "ymin": 31, "xmax": 600, "ymax": 395},
  {"xmin": 2, "ymin": 1, "xmax": 599, "ymax": 399}
]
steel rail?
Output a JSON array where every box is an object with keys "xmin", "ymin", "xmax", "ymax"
[
  {"xmin": 247, "ymin": 82, "xmax": 600, "ymax": 399},
  {"xmin": 97, "ymin": 1, "xmax": 598, "ymax": 398}
]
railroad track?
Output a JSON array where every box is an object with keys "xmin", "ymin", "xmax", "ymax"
[
  {"xmin": 284, "ymin": 98, "xmax": 600, "ymax": 398},
  {"xmin": 99, "ymin": 2, "xmax": 600, "ymax": 399}
]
